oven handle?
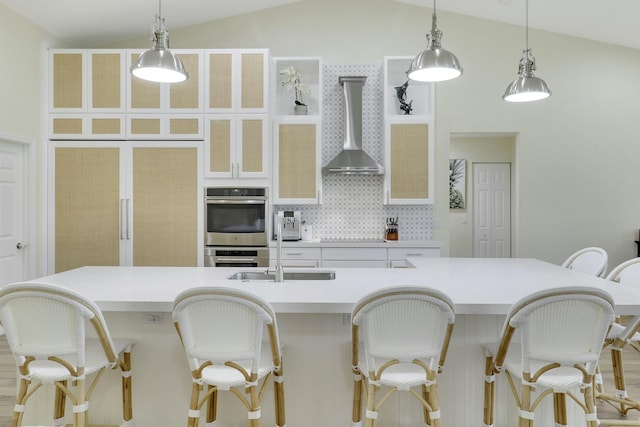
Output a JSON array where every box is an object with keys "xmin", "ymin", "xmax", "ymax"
[
  {"xmin": 206, "ymin": 199, "xmax": 266, "ymax": 205},
  {"xmin": 215, "ymin": 258, "xmax": 260, "ymax": 263}
]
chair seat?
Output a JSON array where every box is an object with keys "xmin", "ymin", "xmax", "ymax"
[
  {"xmin": 377, "ymin": 363, "xmax": 429, "ymax": 389},
  {"xmin": 502, "ymin": 346, "xmax": 586, "ymax": 392},
  {"xmin": 201, "ymin": 346, "xmax": 275, "ymax": 390},
  {"xmin": 24, "ymin": 338, "xmax": 134, "ymax": 384}
]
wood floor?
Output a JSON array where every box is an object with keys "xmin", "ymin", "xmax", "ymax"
[{"xmin": 0, "ymin": 338, "xmax": 638, "ymax": 426}]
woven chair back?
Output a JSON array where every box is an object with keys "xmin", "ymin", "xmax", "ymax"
[
  {"xmin": 561, "ymin": 247, "xmax": 608, "ymax": 278},
  {"xmin": 352, "ymin": 286, "xmax": 455, "ymax": 369},
  {"xmin": 173, "ymin": 287, "xmax": 279, "ymax": 370},
  {"xmin": 506, "ymin": 286, "xmax": 615, "ymax": 373},
  {"xmin": 0, "ymin": 282, "xmax": 118, "ymax": 369},
  {"xmin": 606, "ymin": 257, "xmax": 640, "ymax": 288}
]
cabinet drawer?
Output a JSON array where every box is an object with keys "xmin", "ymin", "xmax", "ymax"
[
  {"xmin": 269, "ymin": 259, "xmax": 319, "ymax": 268},
  {"xmin": 272, "ymin": 247, "xmax": 321, "ymax": 260},
  {"xmin": 322, "ymin": 260, "xmax": 387, "ymax": 268},
  {"xmin": 322, "ymin": 248, "xmax": 386, "ymax": 261},
  {"xmin": 388, "ymin": 248, "xmax": 440, "ymax": 260}
]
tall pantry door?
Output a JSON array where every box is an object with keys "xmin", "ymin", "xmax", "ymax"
[
  {"xmin": 54, "ymin": 146, "xmax": 121, "ymax": 273},
  {"xmin": 130, "ymin": 146, "xmax": 199, "ymax": 266}
]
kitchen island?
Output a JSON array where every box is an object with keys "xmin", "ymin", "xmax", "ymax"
[{"xmin": 20, "ymin": 258, "xmax": 640, "ymax": 427}]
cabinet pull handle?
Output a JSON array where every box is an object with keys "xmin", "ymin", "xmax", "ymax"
[
  {"xmin": 126, "ymin": 198, "xmax": 131, "ymax": 240},
  {"xmin": 120, "ymin": 199, "xmax": 125, "ymax": 240},
  {"xmin": 387, "ymin": 190, "xmax": 390, "ymax": 204},
  {"xmin": 285, "ymin": 252, "xmax": 304, "ymax": 256},
  {"xmin": 404, "ymin": 253, "xmax": 423, "ymax": 257}
]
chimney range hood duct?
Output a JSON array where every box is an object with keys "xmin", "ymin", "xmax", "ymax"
[{"xmin": 322, "ymin": 76, "xmax": 384, "ymax": 175}]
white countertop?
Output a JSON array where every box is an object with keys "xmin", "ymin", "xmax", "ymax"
[
  {"xmin": 267, "ymin": 239, "xmax": 441, "ymax": 248},
  {"xmin": 30, "ymin": 258, "xmax": 640, "ymax": 315}
]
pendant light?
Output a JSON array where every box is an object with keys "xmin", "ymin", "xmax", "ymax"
[
  {"xmin": 502, "ymin": 0, "xmax": 550, "ymax": 102},
  {"xmin": 130, "ymin": 0, "xmax": 189, "ymax": 83},
  {"xmin": 407, "ymin": 0, "xmax": 462, "ymax": 83}
]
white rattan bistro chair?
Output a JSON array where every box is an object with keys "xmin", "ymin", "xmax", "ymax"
[
  {"xmin": 351, "ymin": 286, "xmax": 455, "ymax": 427},
  {"xmin": 172, "ymin": 287, "xmax": 285, "ymax": 427},
  {"xmin": 0, "ymin": 282, "xmax": 134, "ymax": 427},
  {"xmin": 482, "ymin": 286, "xmax": 615, "ymax": 427},
  {"xmin": 561, "ymin": 247, "xmax": 609, "ymax": 278},
  {"xmin": 596, "ymin": 257, "xmax": 640, "ymax": 418}
]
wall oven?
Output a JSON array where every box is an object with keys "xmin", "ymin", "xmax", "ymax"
[
  {"xmin": 204, "ymin": 188, "xmax": 269, "ymax": 266},
  {"xmin": 204, "ymin": 247, "xmax": 270, "ymax": 267}
]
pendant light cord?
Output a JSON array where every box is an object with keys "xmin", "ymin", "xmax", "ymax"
[{"xmin": 525, "ymin": 0, "xmax": 529, "ymax": 52}]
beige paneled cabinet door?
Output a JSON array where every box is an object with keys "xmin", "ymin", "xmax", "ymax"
[
  {"xmin": 383, "ymin": 118, "xmax": 434, "ymax": 205},
  {"xmin": 205, "ymin": 49, "xmax": 269, "ymax": 113},
  {"xmin": 273, "ymin": 118, "xmax": 321, "ymax": 204},
  {"xmin": 131, "ymin": 145, "xmax": 199, "ymax": 266},
  {"xmin": 53, "ymin": 146, "xmax": 121, "ymax": 273},
  {"xmin": 204, "ymin": 114, "xmax": 268, "ymax": 179},
  {"xmin": 50, "ymin": 50, "xmax": 85, "ymax": 112}
]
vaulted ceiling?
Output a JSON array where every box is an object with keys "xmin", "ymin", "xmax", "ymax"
[{"xmin": 1, "ymin": 0, "xmax": 638, "ymax": 50}]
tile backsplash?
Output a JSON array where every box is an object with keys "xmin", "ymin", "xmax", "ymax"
[{"xmin": 274, "ymin": 63, "xmax": 434, "ymax": 241}]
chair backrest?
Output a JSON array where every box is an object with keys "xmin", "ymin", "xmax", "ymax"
[
  {"xmin": 606, "ymin": 257, "xmax": 640, "ymax": 290},
  {"xmin": 172, "ymin": 287, "xmax": 280, "ymax": 372},
  {"xmin": 561, "ymin": 247, "xmax": 608, "ymax": 278},
  {"xmin": 0, "ymin": 282, "xmax": 119, "ymax": 369},
  {"xmin": 495, "ymin": 286, "xmax": 615, "ymax": 375},
  {"xmin": 352, "ymin": 286, "xmax": 455, "ymax": 372}
]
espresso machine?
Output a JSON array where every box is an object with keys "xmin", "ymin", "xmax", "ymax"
[{"xmin": 274, "ymin": 211, "xmax": 301, "ymax": 241}]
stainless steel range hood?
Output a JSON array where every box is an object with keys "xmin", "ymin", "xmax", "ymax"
[{"xmin": 322, "ymin": 76, "xmax": 384, "ymax": 175}]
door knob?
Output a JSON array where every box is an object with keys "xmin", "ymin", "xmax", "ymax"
[{"xmin": 16, "ymin": 242, "xmax": 26, "ymax": 250}]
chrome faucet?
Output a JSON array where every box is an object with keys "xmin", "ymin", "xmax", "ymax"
[{"xmin": 274, "ymin": 216, "xmax": 284, "ymax": 282}]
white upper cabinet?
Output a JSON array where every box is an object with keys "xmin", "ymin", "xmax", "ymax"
[
  {"xmin": 383, "ymin": 56, "xmax": 435, "ymax": 205},
  {"xmin": 126, "ymin": 49, "xmax": 204, "ymax": 114},
  {"xmin": 204, "ymin": 49, "xmax": 269, "ymax": 114}
]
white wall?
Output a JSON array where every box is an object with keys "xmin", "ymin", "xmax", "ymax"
[{"xmin": 0, "ymin": 3, "xmax": 62, "ymax": 278}]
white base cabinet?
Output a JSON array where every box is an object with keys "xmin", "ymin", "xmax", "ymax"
[{"xmin": 269, "ymin": 243, "xmax": 440, "ymax": 268}]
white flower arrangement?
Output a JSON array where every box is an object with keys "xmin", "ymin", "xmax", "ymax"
[{"xmin": 280, "ymin": 66, "xmax": 311, "ymax": 106}]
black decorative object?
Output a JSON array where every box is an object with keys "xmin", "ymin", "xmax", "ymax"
[{"xmin": 394, "ymin": 80, "xmax": 413, "ymax": 115}]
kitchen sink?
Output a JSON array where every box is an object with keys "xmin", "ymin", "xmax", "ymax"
[{"xmin": 227, "ymin": 270, "xmax": 336, "ymax": 281}]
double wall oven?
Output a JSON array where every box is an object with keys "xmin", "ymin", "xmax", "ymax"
[{"xmin": 204, "ymin": 187, "xmax": 269, "ymax": 267}]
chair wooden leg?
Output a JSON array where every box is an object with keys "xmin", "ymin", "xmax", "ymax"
[
  {"xmin": 483, "ymin": 355, "xmax": 494, "ymax": 427},
  {"xmin": 75, "ymin": 375, "xmax": 88, "ymax": 427},
  {"xmin": 274, "ymin": 369, "xmax": 285, "ymax": 427},
  {"xmin": 248, "ymin": 375, "xmax": 262, "ymax": 427},
  {"xmin": 426, "ymin": 381, "xmax": 442, "ymax": 427},
  {"xmin": 12, "ymin": 376, "xmax": 29, "ymax": 427},
  {"xmin": 54, "ymin": 380, "xmax": 67, "ymax": 426},
  {"xmin": 188, "ymin": 381, "xmax": 202, "ymax": 427},
  {"xmin": 121, "ymin": 351, "xmax": 133, "ymax": 425},
  {"xmin": 365, "ymin": 374, "xmax": 379, "ymax": 427},
  {"xmin": 205, "ymin": 385, "xmax": 217, "ymax": 425},
  {"xmin": 612, "ymin": 347, "xmax": 629, "ymax": 402},
  {"xmin": 352, "ymin": 372, "xmax": 364, "ymax": 427},
  {"xmin": 584, "ymin": 377, "xmax": 599, "ymax": 427},
  {"xmin": 422, "ymin": 384, "xmax": 432, "ymax": 425},
  {"xmin": 519, "ymin": 375, "xmax": 534, "ymax": 427},
  {"xmin": 553, "ymin": 392, "xmax": 567, "ymax": 427}
]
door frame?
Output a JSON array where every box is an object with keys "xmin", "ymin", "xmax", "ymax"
[{"xmin": 0, "ymin": 133, "xmax": 36, "ymax": 281}]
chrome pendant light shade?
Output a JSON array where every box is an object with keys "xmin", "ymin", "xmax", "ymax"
[
  {"xmin": 503, "ymin": 0, "xmax": 550, "ymax": 102},
  {"xmin": 407, "ymin": 0, "xmax": 462, "ymax": 83},
  {"xmin": 130, "ymin": 0, "xmax": 189, "ymax": 83}
]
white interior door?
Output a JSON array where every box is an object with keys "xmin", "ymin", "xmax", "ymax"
[
  {"xmin": 473, "ymin": 163, "xmax": 511, "ymax": 258},
  {"xmin": 0, "ymin": 141, "xmax": 26, "ymax": 285}
]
